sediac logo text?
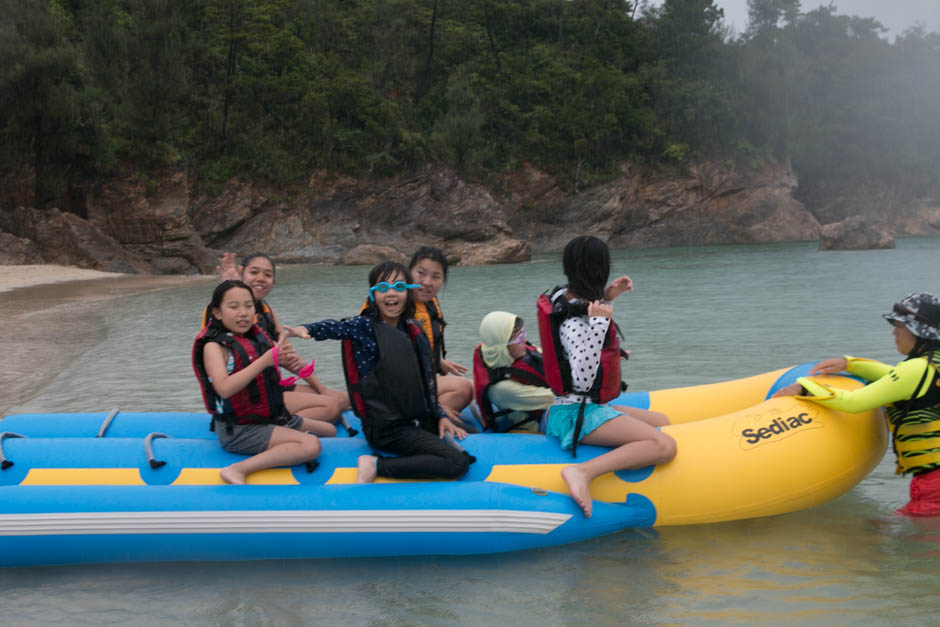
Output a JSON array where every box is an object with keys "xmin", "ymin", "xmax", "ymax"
[{"xmin": 736, "ymin": 407, "xmax": 822, "ymax": 449}]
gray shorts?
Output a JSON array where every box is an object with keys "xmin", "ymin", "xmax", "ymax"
[{"xmin": 215, "ymin": 414, "xmax": 304, "ymax": 455}]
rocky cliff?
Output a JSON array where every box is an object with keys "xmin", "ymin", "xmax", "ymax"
[{"xmin": 0, "ymin": 159, "xmax": 877, "ymax": 273}]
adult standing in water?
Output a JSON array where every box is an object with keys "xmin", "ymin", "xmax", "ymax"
[
  {"xmin": 409, "ymin": 246, "xmax": 474, "ymax": 424},
  {"xmin": 773, "ymin": 292, "xmax": 940, "ymax": 517}
]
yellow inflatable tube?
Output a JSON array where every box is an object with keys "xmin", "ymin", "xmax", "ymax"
[{"xmin": 487, "ymin": 370, "xmax": 888, "ymax": 526}]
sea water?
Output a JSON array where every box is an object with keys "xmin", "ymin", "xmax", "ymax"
[{"xmin": 2, "ymin": 238, "xmax": 939, "ymax": 624}]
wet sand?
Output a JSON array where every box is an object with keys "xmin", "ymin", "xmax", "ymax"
[{"xmin": 0, "ymin": 266, "xmax": 213, "ymax": 415}]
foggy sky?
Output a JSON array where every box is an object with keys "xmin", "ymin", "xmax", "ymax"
[{"xmin": 713, "ymin": 0, "xmax": 940, "ymax": 36}]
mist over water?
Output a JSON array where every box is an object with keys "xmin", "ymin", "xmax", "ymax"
[{"xmin": 3, "ymin": 237, "xmax": 939, "ymax": 624}]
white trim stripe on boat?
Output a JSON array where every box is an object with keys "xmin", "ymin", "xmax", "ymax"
[{"xmin": 0, "ymin": 509, "xmax": 572, "ymax": 536}]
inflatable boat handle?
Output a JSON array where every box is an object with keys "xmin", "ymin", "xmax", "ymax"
[
  {"xmin": 0, "ymin": 432, "xmax": 26, "ymax": 470},
  {"xmin": 144, "ymin": 432, "xmax": 169, "ymax": 469},
  {"xmin": 96, "ymin": 408, "xmax": 121, "ymax": 438},
  {"xmin": 340, "ymin": 415, "xmax": 359, "ymax": 437}
]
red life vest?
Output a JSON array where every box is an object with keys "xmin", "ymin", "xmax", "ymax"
[
  {"xmin": 472, "ymin": 344, "xmax": 549, "ymax": 432},
  {"xmin": 192, "ymin": 324, "xmax": 287, "ymax": 432},
  {"xmin": 536, "ymin": 286, "xmax": 627, "ymax": 404}
]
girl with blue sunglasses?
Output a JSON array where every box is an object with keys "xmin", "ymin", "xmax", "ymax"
[{"xmin": 286, "ymin": 262, "xmax": 472, "ymax": 483}]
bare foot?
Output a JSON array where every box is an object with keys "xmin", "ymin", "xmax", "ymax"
[
  {"xmin": 219, "ymin": 465, "xmax": 247, "ymax": 485},
  {"xmin": 356, "ymin": 455, "xmax": 378, "ymax": 484},
  {"xmin": 561, "ymin": 465, "xmax": 594, "ymax": 518}
]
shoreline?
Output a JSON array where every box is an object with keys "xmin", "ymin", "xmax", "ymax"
[{"xmin": 0, "ymin": 266, "xmax": 213, "ymax": 416}]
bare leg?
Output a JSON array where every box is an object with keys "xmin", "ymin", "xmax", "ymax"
[
  {"xmin": 220, "ymin": 426, "xmax": 322, "ymax": 485},
  {"xmin": 437, "ymin": 374, "xmax": 473, "ymax": 414},
  {"xmin": 285, "ymin": 390, "xmax": 343, "ymax": 423},
  {"xmin": 297, "ymin": 417, "xmax": 337, "ymax": 437},
  {"xmin": 321, "ymin": 386, "xmax": 351, "ymax": 411},
  {"xmin": 561, "ymin": 414, "xmax": 676, "ymax": 518},
  {"xmin": 357, "ymin": 455, "xmax": 378, "ymax": 483},
  {"xmin": 611, "ymin": 405, "xmax": 670, "ymax": 427},
  {"xmin": 291, "ymin": 377, "xmax": 351, "ymax": 411}
]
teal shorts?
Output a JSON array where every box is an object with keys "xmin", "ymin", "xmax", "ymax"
[{"xmin": 544, "ymin": 402, "xmax": 621, "ymax": 450}]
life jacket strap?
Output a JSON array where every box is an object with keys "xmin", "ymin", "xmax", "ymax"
[{"xmin": 570, "ymin": 398, "xmax": 587, "ymax": 458}]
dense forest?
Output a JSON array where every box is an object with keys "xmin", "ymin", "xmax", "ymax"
[{"xmin": 2, "ymin": 0, "xmax": 939, "ymax": 208}]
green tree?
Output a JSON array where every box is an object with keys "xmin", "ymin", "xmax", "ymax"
[{"xmin": 0, "ymin": 0, "xmax": 87, "ymax": 205}]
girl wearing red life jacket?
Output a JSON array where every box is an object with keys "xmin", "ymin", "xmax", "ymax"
[
  {"xmin": 194, "ymin": 280, "xmax": 328, "ymax": 485},
  {"xmin": 214, "ymin": 252, "xmax": 349, "ymax": 425},
  {"xmin": 543, "ymin": 236, "xmax": 676, "ymax": 518}
]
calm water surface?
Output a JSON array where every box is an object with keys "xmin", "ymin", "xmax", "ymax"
[{"xmin": 3, "ymin": 238, "xmax": 939, "ymax": 625}]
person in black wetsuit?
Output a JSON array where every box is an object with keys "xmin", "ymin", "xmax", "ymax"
[{"xmin": 286, "ymin": 261, "xmax": 472, "ymax": 483}]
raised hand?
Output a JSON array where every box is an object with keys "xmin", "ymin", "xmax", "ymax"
[
  {"xmin": 604, "ymin": 275, "xmax": 633, "ymax": 301},
  {"xmin": 216, "ymin": 252, "xmax": 241, "ymax": 281}
]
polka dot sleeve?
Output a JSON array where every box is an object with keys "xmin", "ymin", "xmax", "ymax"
[{"xmin": 559, "ymin": 315, "xmax": 610, "ymax": 394}]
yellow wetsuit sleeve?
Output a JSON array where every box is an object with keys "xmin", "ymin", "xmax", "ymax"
[
  {"xmin": 844, "ymin": 355, "xmax": 893, "ymax": 382},
  {"xmin": 488, "ymin": 380, "xmax": 555, "ymax": 412},
  {"xmin": 797, "ymin": 357, "xmax": 931, "ymax": 413}
]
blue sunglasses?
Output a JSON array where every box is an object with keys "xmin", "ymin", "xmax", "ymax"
[{"xmin": 369, "ymin": 280, "xmax": 421, "ymax": 301}]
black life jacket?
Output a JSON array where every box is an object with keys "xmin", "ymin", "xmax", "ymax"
[
  {"xmin": 341, "ymin": 317, "xmax": 437, "ymax": 440},
  {"xmin": 536, "ymin": 285, "xmax": 628, "ymax": 456},
  {"xmin": 472, "ymin": 344, "xmax": 549, "ymax": 432},
  {"xmin": 192, "ymin": 324, "xmax": 288, "ymax": 432}
]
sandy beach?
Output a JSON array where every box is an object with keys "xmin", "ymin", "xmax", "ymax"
[
  {"xmin": 0, "ymin": 265, "xmax": 213, "ymax": 414},
  {"xmin": 0, "ymin": 265, "xmax": 129, "ymax": 293}
]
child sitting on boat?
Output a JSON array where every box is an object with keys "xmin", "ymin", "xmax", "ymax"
[
  {"xmin": 473, "ymin": 311, "xmax": 553, "ymax": 432},
  {"xmin": 212, "ymin": 251, "xmax": 349, "ymax": 426},
  {"xmin": 193, "ymin": 280, "xmax": 328, "ymax": 484},
  {"xmin": 409, "ymin": 246, "xmax": 475, "ymax": 425},
  {"xmin": 288, "ymin": 261, "xmax": 473, "ymax": 483},
  {"xmin": 539, "ymin": 235, "xmax": 676, "ymax": 517}
]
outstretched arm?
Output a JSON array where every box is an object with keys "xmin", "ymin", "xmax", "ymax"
[{"xmin": 795, "ymin": 358, "xmax": 930, "ymax": 413}]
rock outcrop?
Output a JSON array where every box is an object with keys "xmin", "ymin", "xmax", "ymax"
[
  {"xmin": 819, "ymin": 216, "xmax": 895, "ymax": 250},
  {"xmin": 0, "ymin": 159, "xmax": 832, "ymax": 272},
  {"xmin": 0, "ymin": 231, "xmax": 42, "ymax": 265},
  {"xmin": 503, "ymin": 161, "xmax": 820, "ymax": 251},
  {"xmin": 340, "ymin": 244, "xmax": 410, "ymax": 266},
  {"xmin": 797, "ymin": 179, "xmax": 940, "ymax": 236},
  {"xmin": 83, "ymin": 172, "xmax": 214, "ymax": 274},
  {"xmin": 0, "ymin": 206, "xmax": 151, "ymax": 273}
]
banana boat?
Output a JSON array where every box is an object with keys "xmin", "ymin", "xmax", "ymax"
[{"xmin": 0, "ymin": 363, "xmax": 888, "ymax": 566}]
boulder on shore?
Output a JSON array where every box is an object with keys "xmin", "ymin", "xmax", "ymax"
[
  {"xmin": 819, "ymin": 216, "xmax": 895, "ymax": 250},
  {"xmin": 339, "ymin": 244, "xmax": 409, "ymax": 266}
]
